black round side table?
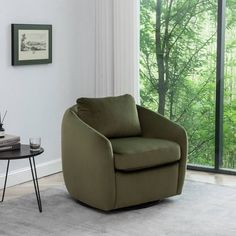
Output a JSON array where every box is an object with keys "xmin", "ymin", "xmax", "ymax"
[{"xmin": 0, "ymin": 144, "xmax": 44, "ymax": 212}]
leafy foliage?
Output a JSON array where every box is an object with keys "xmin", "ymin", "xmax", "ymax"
[{"xmin": 140, "ymin": 0, "xmax": 236, "ymax": 168}]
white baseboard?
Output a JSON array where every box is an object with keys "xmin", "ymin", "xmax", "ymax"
[{"xmin": 0, "ymin": 159, "xmax": 62, "ymax": 189}]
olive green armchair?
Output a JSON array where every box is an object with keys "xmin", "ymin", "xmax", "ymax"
[{"xmin": 61, "ymin": 94, "xmax": 187, "ymax": 211}]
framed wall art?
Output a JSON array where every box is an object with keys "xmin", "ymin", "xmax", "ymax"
[{"xmin": 11, "ymin": 24, "xmax": 52, "ymax": 66}]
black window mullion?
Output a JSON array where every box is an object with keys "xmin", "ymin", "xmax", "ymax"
[{"xmin": 215, "ymin": 0, "xmax": 226, "ymax": 170}]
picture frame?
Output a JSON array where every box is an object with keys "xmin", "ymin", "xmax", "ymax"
[{"xmin": 11, "ymin": 24, "xmax": 52, "ymax": 66}]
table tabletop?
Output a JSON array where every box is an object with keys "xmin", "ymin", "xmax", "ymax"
[{"xmin": 0, "ymin": 144, "xmax": 44, "ymax": 160}]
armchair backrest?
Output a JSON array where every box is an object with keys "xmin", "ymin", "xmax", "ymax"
[{"xmin": 76, "ymin": 94, "xmax": 141, "ymax": 138}]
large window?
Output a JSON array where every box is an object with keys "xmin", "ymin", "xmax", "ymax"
[
  {"xmin": 140, "ymin": 0, "xmax": 236, "ymax": 173},
  {"xmin": 223, "ymin": 1, "xmax": 236, "ymax": 170}
]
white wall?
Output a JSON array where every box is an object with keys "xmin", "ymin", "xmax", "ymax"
[{"xmin": 0, "ymin": 0, "xmax": 96, "ymax": 187}]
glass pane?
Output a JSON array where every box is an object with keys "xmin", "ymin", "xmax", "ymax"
[
  {"xmin": 140, "ymin": 0, "xmax": 217, "ymax": 167},
  {"xmin": 222, "ymin": 1, "xmax": 236, "ymax": 170}
]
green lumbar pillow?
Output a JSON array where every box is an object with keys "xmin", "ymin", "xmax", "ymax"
[{"xmin": 76, "ymin": 94, "xmax": 141, "ymax": 138}]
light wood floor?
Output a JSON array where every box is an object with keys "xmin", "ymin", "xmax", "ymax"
[{"xmin": 1, "ymin": 170, "xmax": 236, "ymax": 201}]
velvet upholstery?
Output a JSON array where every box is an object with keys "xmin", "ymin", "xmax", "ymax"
[
  {"xmin": 115, "ymin": 163, "xmax": 179, "ymax": 208},
  {"xmin": 62, "ymin": 95, "xmax": 188, "ymax": 211},
  {"xmin": 76, "ymin": 94, "xmax": 141, "ymax": 138},
  {"xmin": 110, "ymin": 137, "xmax": 180, "ymax": 171},
  {"xmin": 136, "ymin": 105, "xmax": 188, "ymax": 194}
]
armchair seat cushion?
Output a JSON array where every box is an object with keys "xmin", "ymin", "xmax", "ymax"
[{"xmin": 110, "ymin": 137, "xmax": 181, "ymax": 171}]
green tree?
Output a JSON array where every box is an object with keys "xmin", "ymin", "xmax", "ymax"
[
  {"xmin": 140, "ymin": 0, "xmax": 236, "ymax": 168},
  {"xmin": 141, "ymin": 0, "xmax": 216, "ymax": 166},
  {"xmin": 223, "ymin": 0, "xmax": 236, "ymax": 168}
]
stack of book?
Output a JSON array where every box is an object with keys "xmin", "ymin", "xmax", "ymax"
[{"xmin": 0, "ymin": 134, "xmax": 21, "ymax": 152}]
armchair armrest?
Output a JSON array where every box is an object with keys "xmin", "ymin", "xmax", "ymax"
[
  {"xmin": 137, "ymin": 105, "xmax": 188, "ymax": 194},
  {"xmin": 61, "ymin": 106, "xmax": 116, "ymax": 210}
]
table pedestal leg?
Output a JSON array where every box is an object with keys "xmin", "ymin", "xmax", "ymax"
[
  {"xmin": 29, "ymin": 157, "xmax": 42, "ymax": 212},
  {"xmin": 0, "ymin": 160, "xmax": 10, "ymax": 202}
]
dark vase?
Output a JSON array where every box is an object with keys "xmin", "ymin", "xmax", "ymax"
[{"xmin": 0, "ymin": 123, "xmax": 5, "ymax": 138}]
